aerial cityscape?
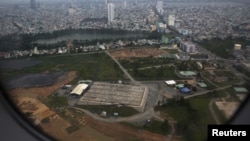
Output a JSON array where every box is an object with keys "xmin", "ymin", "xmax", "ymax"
[{"xmin": 0, "ymin": 0, "xmax": 249, "ymax": 141}]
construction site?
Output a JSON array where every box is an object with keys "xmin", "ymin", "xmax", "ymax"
[
  {"xmin": 77, "ymin": 82, "xmax": 149, "ymax": 112},
  {"xmin": 109, "ymin": 47, "xmax": 167, "ymax": 59}
]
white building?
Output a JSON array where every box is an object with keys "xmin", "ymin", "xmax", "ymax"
[
  {"xmin": 108, "ymin": 3, "xmax": 115, "ymax": 23},
  {"xmin": 234, "ymin": 44, "xmax": 242, "ymax": 50},
  {"xmin": 33, "ymin": 47, "xmax": 38, "ymax": 54},
  {"xmin": 168, "ymin": 15, "xmax": 175, "ymax": 26},
  {"xmin": 123, "ymin": 1, "xmax": 127, "ymax": 9},
  {"xmin": 180, "ymin": 41, "xmax": 196, "ymax": 53},
  {"xmin": 156, "ymin": 0, "xmax": 164, "ymax": 15},
  {"xmin": 68, "ymin": 7, "xmax": 76, "ymax": 15},
  {"xmin": 70, "ymin": 84, "xmax": 89, "ymax": 96}
]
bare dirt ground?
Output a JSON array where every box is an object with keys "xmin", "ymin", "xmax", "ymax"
[
  {"xmin": 8, "ymin": 70, "xmax": 171, "ymax": 141},
  {"xmin": 110, "ymin": 47, "xmax": 167, "ymax": 59},
  {"xmin": 84, "ymin": 115, "xmax": 167, "ymax": 141}
]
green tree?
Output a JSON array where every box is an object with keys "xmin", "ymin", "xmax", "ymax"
[{"xmin": 161, "ymin": 119, "xmax": 170, "ymax": 132}]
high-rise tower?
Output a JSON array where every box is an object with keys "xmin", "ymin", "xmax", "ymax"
[
  {"xmin": 105, "ymin": 0, "xmax": 108, "ymax": 5},
  {"xmin": 156, "ymin": 0, "xmax": 164, "ymax": 15},
  {"xmin": 30, "ymin": 0, "xmax": 36, "ymax": 10},
  {"xmin": 108, "ymin": 3, "xmax": 115, "ymax": 23}
]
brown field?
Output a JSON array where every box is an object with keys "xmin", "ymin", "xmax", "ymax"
[{"xmin": 110, "ymin": 47, "xmax": 167, "ymax": 59}]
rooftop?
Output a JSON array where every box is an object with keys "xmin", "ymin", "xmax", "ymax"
[
  {"xmin": 233, "ymin": 87, "xmax": 248, "ymax": 93},
  {"xmin": 70, "ymin": 84, "xmax": 89, "ymax": 95},
  {"xmin": 197, "ymin": 82, "xmax": 207, "ymax": 88},
  {"xmin": 180, "ymin": 71, "xmax": 197, "ymax": 76},
  {"xmin": 165, "ymin": 80, "xmax": 176, "ymax": 85},
  {"xmin": 78, "ymin": 82, "xmax": 148, "ymax": 112},
  {"xmin": 180, "ymin": 87, "xmax": 191, "ymax": 93},
  {"xmin": 176, "ymin": 84, "xmax": 184, "ymax": 89}
]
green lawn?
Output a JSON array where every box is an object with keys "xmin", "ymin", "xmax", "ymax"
[
  {"xmin": 121, "ymin": 119, "xmax": 171, "ymax": 136},
  {"xmin": 119, "ymin": 57, "xmax": 174, "ymax": 69},
  {"xmin": 2, "ymin": 53, "xmax": 125, "ymax": 82},
  {"xmin": 201, "ymin": 70, "xmax": 239, "ymax": 87},
  {"xmin": 129, "ymin": 66, "xmax": 179, "ymax": 80}
]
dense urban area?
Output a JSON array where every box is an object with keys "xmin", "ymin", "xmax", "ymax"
[
  {"xmin": 0, "ymin": 0, "xmax": 250, "ymax": 141},
  {"xmin": 0, "ymin": 0, "xmax": 250, "ymax": 41}
]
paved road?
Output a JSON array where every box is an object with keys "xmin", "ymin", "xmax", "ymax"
[{"xmin": 105, "ymin": 51, "xmax": 139, "ymax": 85}]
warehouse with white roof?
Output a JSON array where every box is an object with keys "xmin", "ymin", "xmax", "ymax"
[{"xmin": 70, "ymin": 83, "xmax": 89, "ymax": 96}]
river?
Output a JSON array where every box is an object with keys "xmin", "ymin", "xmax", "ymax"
[{"xmin": 35, "ymin": 32, "xmax": 147, "ymax": 44}]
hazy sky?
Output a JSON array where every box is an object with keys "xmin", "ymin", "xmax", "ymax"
[{"xmin": 0, "ymin": 0, "xmax": 248, "ymax": 4}]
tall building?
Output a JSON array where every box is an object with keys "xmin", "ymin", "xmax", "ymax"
[
  {"xmin": 105, "ymin": 0, "xmax": 108, "ymax": 5},
  {"xmin": 168, "ymin": 15, "xmax": 175, "ymax": 26},
  {"xmin": 123, "ymin": 1, "xmax": 127, "ymax": 9},
  {"xmin": 156, "ymin": 0, "xmax": 164, "ymax": 15},
  {"xmin": 30, "ymin": 0, "xmax": 36, "ymax": 10},
  {"xmin": 108, "ymin": 3, "xmax": 115, "ymax": 23}
]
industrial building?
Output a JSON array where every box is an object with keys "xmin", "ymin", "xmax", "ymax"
[{"xmin": 78, "ymin": 82, "xmax": 149, "ymax": 112}]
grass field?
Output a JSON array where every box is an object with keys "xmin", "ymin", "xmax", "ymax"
[
  {"xmin": 155, "ymin": 92, "xmax": 228, "ymax": 141},
  {"xmin": 201, "ymin": 70, "xmax": 240, "ymax": 87},
  {"xmin": 2, "ymin": 53, "xmax": 125, "ymax": 82},
  {"xmin": 121, "ymin": 119, "xmax": 171, "ymax": 136},
  {"xmin": 129, "ymin": 66, "xmax": 179, "ymax": 80},
  {"xmin": 119, "ymin": 57, "xmax": 174, "ymax": 69}
]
